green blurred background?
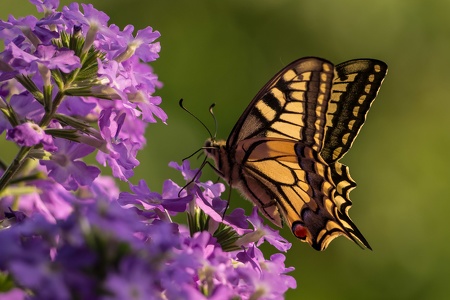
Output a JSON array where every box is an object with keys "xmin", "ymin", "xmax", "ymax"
[{"xmin": 2, "ymin": 0, "xmax": 450, "ymax": 299}]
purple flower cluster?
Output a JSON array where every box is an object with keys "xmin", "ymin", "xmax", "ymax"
[
  {"xmin": 0, "ymin": 1, "xmax": 296, "ymax": 298},
  {"xmin": 0, "ymin": 0, "xmax": 163, "ymax": 213},
  {"xmin": 0, "ymin": 0, "xmax": 164, "ymax": 218},
  {"xmin": 0, "ymin": 161, "xmax": 296, "ymax": 299}
]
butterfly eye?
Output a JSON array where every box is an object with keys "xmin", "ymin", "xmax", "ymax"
[
  {"xmin": 292, "ymin": 221, "xmax": 308, "ymax": 240},
  {"xmin": 204, "ymin": 139, "xmax": 212, "ymax": 148}
]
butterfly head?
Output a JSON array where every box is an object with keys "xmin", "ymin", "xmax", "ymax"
[
  {"xmin": 204, "ymin": 138, "xmax": 226, "ymax": 156},
  {"xmin": 203, "ymin": 138, "xmax": 229, "ymax": 179}
]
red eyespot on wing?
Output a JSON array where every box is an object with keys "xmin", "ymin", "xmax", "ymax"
[{"xmin": 292, "ymin": 222, "xmax": 308, "ymax": 240}]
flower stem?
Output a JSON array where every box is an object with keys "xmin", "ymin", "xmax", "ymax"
[
  {"xmin": 0, "ymin": 89, "xmax": 67, "ymax": 192},
  {"xmin": 0, "ymin": 146, "xmax": 31, "ymax": 192},
  {"xmin": 39, "ymin": 90, "xmax": 66, "ymax": 128}
]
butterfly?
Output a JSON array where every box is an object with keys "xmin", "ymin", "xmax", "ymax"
[{"xmin": 204, "ymin": 57, "xmax": 387, "ymax": 250}]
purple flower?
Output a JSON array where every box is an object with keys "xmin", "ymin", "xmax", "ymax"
[
  {"xmin": 6, "ymin": 121, "xmax": 54, "ymax": 149},
  {"xmin": 235, "ymin": 207, "xmax": 292, "ymax": 252},
  {"xmin": 138, "ymin": 95, "xmax": 167, "ymax": 123},
  {"xmin": 80, "ymin": 175, "xmax": 120, "ymax": 202},
  {"xmin": 79, "ymin": 200, "xmax": 152, "ymax": 247},
  {"xmin": 113, "ymin": 25, "xmax": 161, "ymax": 63},
  {"xmin": 61, "ymin": 3, "xmax": 112, "ymax": 37},
  {"xmin": 4, "ymin": 208, "xmax": 27, "ymax": 223},
  {"xmin": 169, "ymin": 160, "xmax": 200, "ymax": 182},
  {"xmin": 10, "ymin": 260, "xmax": 72, "ymax": 300},
  {"xmin": 0, "ymin": 179, "xmax": 73, "ymax": 222},
  {"xmin": 0, "ymin": 288, "xmax": 27, "ymax": 299},
  {"xmin": 0, "ymin": 215, "xmax": 68, "ymax": 299},
  {"xmin": 57, "ymin": 95, "xmax": 97, "ymax": 117},
  {"xmin": 168, "ymin": 161, "xmax": 230, "ymax": 223},
  {"xmin": 0, "ymin": 174, "xmax": 119, "ymax": 223},
  {"xmin": 264, "ymin": 254, "xmax": 297, "ymax": 290},
  {"xmin": 132, "ymin": 27, "xmax": 161, "ymax": 62},
  {"xmin": 40, "ymin": 138, "xmax": 101, "ymax": 190},
  {"xmin": 232, "ymin": 246, "xmax": 296, "ymax": 299},
  {"xmin": 8, "ymin": 43, "xmax": 80, "ymax": 73},
  {"xmin": 0, "ymin": 92, "xmax": 45, "ymax": 134},
  {"xmin": 101, "ymin": 257, "xmax": 156, "ymax": 300},
  {"xmin": 224, "ymin": 208, "xmax": 250, "ymax": 234},
  {"xmin": 96, "ymin": 108, "xmax": 141, "ymax": 180},
  {"xmin": 0, "ymin": 202, "xmax": 121, "ymax": 299},
  {"xmin": 0, "ymin": 15, "xmax": 39, "ymax": 47},
  {"xmin": 97, "ymin": 55, "xmax": 166, "ymax": 124},
  {"xmin": 30, "ymin": 0, "xmax": 60, "ymax": 13},
  {"xmin": 122, "ymin": 55, "xmax": 163, "ymax": 91},
  {"xmin": 118, "ymin": 179, "xmax": 192, "ymax": 215}
]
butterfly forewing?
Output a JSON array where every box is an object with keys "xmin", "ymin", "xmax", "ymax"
[
  {"xmin": 204, "ymin": 57, "xmax": 387, "ymax": 251},
  {"xmin": 227, "ymin": 57, "xmax": 334, "ymax": 153},
  {"xmin": 321, "ymin": 59, "xmax": 388, "ymax": 163}
]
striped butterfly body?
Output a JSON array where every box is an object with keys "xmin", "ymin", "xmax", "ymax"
[{"xmin": 204, "ymin": 57, "xmax": 387, "ymax": 251}]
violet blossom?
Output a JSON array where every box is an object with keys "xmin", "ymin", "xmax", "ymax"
[{"xmin": 6, "ymin": 121, "xmax": 55, "ymax": 150}]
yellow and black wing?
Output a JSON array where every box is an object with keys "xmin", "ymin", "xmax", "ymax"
[
  {"xmin": 317, "ymin": 59, "xmax": 387, "ymax": 249},
  {"xmin": 226, "ymin": 57, "xmax": 334, "ymax": 153},
  {"xmin": 235, "ymin": 137, "xmax": 346, "ymax": 250},
  {"xmin": 321, "ymin": 59, "xmax": 388, "ymax": 163},
  {"xmin": 205, "ymin": 57, "xmax": 387, "ymax": 250}
]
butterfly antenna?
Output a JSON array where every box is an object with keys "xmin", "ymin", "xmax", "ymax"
[
  {"xmin": 208, "ymin": 103, "xmax": 218, "ymax": 140},
  {"xmin": 182, "ymin": 147, "xmax": 204, "ymax": 160},
  {"xmin": 179, "ymin": 99, "xmax": 214, "ymax": 139},
  {"xmin": 177, "ymin": 155, "xmax": 208, "ymax": 197}
]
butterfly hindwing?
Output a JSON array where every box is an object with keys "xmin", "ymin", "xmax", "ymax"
[
  {"xmin": 235, "ymin": 137, "xmax": 370, "ymax": 250},
  {"xmin": 234, "ymin": 138, "xmax": 326, "ymax": 229}
]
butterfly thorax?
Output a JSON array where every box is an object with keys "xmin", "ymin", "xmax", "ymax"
[{"xmin": 204, "ymin": 138, "xmax": 237, "ymax": 185}]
